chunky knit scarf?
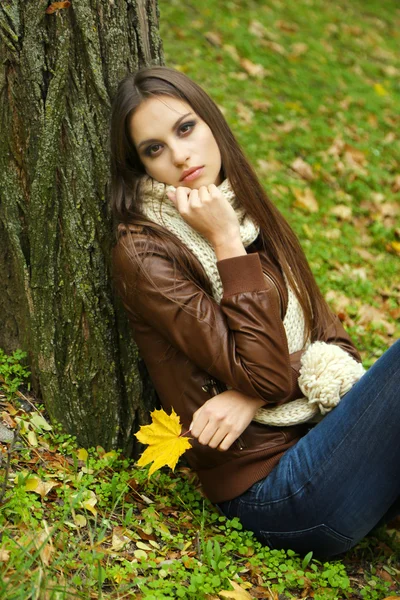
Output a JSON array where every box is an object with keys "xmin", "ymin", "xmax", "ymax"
[{"xmin": 140, "ymin": 178, "xmax": 365, "ymax": 426}]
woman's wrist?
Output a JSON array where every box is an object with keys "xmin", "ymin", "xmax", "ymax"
[{"xmin": 212, "ymin": 234, "xmax": 247, "ymax": 260}]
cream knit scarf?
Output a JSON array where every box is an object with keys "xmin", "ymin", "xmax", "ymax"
[{"xmin": 140, "ymin": 178, "xmax": 365, "ymax": 426}]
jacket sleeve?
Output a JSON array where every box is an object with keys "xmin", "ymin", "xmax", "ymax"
[{"xmin": 112, "ymin": 234, "xmax": 295, "ymax": 404}]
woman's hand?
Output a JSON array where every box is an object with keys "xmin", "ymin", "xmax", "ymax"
[
  {"xmin": 167, "ymin": 184, "xmax": 241, "ymax": 249},
  {"xmin": 190, "ymin": 390, "xmax": 265, "ymax": 451}
]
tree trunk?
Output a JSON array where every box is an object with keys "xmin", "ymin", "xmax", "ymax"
[{"xmin": 0, "ymin": 0, "xmax": 163, "ymax": 452}]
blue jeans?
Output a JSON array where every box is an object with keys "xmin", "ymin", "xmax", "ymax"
[{"xmin": 217, "ymin": 339, "xmax": 400, "ymax": 559}]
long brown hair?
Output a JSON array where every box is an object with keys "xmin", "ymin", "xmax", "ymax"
[{"xmin": 109, "ymin": 66, "xmax": 334, "ymax": 341}]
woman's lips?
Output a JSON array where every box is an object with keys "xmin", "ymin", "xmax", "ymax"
[{"xmin": 181, "ymin": 166, "xmax": 204, "ymax": 182}]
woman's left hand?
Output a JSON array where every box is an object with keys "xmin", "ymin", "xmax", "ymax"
[{"xmin": 190, "ymin": 390, "xmax": 265, "ymax": 451}]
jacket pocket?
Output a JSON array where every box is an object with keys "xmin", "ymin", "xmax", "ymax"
[{"xmin": 201, "ymin": 377, "xmax": 247, "ymax": 450}]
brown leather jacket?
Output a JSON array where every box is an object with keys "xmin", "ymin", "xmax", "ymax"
[{"xmin": 112, "ymin": 229, "xmax": 361, "ymax": 503}]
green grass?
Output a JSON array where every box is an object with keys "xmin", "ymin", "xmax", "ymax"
[{"xmin": 1, "ymin": 403, "xmax": 399, "ymax": 599}]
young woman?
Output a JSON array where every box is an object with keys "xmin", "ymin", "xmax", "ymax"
[{"xmin": 110, "ymin": 66, "xmax": 400, "ymax": 559}]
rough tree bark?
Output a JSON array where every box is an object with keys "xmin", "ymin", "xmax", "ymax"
[{"xmin": 0, "ymin": 0, "xmax": 163, "ymax": 453}]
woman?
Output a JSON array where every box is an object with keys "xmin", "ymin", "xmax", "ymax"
[{"xmin": 110, "ymin": 66, "xmax": 400, "ymax": 559}]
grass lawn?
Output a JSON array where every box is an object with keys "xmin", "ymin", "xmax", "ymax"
[{"xmin": 1, "ymin": 0, "xmax": 399, "ymax": 598}]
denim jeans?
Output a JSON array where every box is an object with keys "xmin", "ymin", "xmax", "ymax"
[{"xmin": 217, "ymin": 339, "xmax": 400, "ymax": 559}]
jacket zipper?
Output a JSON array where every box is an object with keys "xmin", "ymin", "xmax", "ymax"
[
  {"xmin": 262, "ymin": 270, "xmax": 284, "ymax": 318},
  {"xmin": 202, "ymin": 378, "xmax": 247, "ymax": 450}
]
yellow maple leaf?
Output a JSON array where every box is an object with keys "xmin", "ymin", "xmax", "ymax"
[
  {"xmin": 219, "ymin": 580, "xmax": 255, "ymax": 599},
  {"xmin": 135, "ymin": 408, "xmax": 192, "ymax": 477}
]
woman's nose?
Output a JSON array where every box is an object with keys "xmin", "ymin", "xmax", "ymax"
[{"xmin": 170, "ymin": 142, "xmax": 190, "ymax": 166}]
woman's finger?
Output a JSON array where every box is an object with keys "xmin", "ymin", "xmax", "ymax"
[{"xmin": 174, "ymin": 187, "xmax": 190, "ymax": 212}]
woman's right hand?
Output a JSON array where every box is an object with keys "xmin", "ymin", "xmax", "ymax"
[{"xmin": 167, "ymin": 184, "xmax": 241, "ymax": 248}]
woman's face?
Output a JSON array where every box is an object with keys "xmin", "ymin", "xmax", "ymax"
[{"xmin": 129, "ymin": 95, "xmax": 223, "ymax": 189}]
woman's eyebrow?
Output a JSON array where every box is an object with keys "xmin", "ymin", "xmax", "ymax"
[{"xmin": 137, "ymin": 113, "xmax": 194, "ymax": 150}]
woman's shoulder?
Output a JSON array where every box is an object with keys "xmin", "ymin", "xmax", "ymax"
[{"xmin": 114, "ymin": 223, "xmax": 167, "ymax": 257}]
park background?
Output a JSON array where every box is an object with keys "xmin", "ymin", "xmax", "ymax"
[{"xmin": 0, "ymin": 0, "xmax": 399, "ymax": 598}]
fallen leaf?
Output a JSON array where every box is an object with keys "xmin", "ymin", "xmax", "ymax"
[
  {"xmin": 275, "ymin": 20, "xmax": 298, "ymax": 33},
  {"xmin": 256, "ymin": 159, "xmax": 282, "ymax": 175},
  {"xmin": 25, "ymin": 474, "xmax": 59, "ymax": 498},
  {"xmin": 135, "ymin": 408, "xmax": 192, "ymax": 477},
  {"xmin": 343, "ymin": 144, "xmax": 366, "ymax": 166},
  {"xmin": 205, "ymin": 32, "xmax": 222, "ymax": 47},
  {"xmin": 45, "ymin": 1, "xmax": 71, "ymax": 14},
  {"xmin": 30, "ymin": 413, "xmax": 52, "ymax": 431},
  {"xmin": 291, "ymin": 157, "xmax": 314, "ymax": 181},
  {"xmin": 248, "ymin": 21, "xmax": 279, "ymax": 41},
  {"xmin": 240, "ymin": 58, "xmax": 266, "ymax": 78},
  {"xmin": 374, "ymin": 83, "xmax": 388, "ymax": 96},
  {"xmin": 391, "ymin": 175, "xmax": 400, "ymax": 193},
  {"xmin": 327, "ymin": 137, "xmax": 345, "ymax": 157},
  {"xmin": 27, "ymin": 430, "xmax": 38, "ymax": 447},
  {"xmin": 290, "ymin": 42, "xmax": 308, "ymax": 56},
  {"xmin": 324, "ymin": 228, "xmax": 341, "ymax": 240},
  {"xmin": 248, "ymin": 20, "xmax": 266, "ymax": 38},
  {"xmin": 357, "ymin": 305, "xmax": 395, "ymax": 336},
  {"xmin": 70, "ymin": 489, "xmax": 98, "ymax": 516},
  {"xmin": 250, "ymin": 99, "xmax": 272, "ymax": 112},
  {"xmin": 236, "ymin": 103, "xmax": 254, "ymax": 124},
  {"xmin": 112, "ymin": 527, "xmax": 131, "ymax": 551},
  {"xmin": 219, "ymin": 580, "xmax": 255, "ymax": 599},
  {"xmin": 223, "ymin": 45, "xmax": 240, "ymax": 62},
  {"xmin": 330, "ymin": 205, "xmax": 352, "ymax": 221},
  {"xmin": 387, "ymin": 241, "xmax": 400, "ymax": 256},
  {"xmin": 292, "ymin": 187, "xmax": 319, "ymax": 213},
  {"xmin": 0, "ymin": 548, "xmax": 10, "ymax": 562},
  {"xmin": 261, "ymin": 40, "xmax": 286, "ymax": 55},
  {"xmin": 73, "ymin": 514, "xmax": 87, "ymax": 528},
  {"xmin": 77, "ymin": 448, "xmax": 88, "ymax": 461}
]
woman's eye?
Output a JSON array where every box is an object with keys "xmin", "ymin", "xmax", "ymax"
[
  {"xmin": 179, "ymin": 121, "xmax": 196, "ymax": 134},
  {"xmin": 145, "ymin": 144, "xmax": 162, "ymax": 157}
]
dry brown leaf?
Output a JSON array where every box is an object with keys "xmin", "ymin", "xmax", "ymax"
[
  {"xmin": 250, "ymin": 99, "xmax": 272, "ymax": 112},
  {"xmin": 1, "ymin": 411, "xmax": 16, "ymax": 428},
  {"xmin": 261, "ymin": 40, "xmax": 286, "ymax": 54},
  {"xmin": 375, "ymin": 202, "xmax": 399, "ymax": 218},
  {"xmin": 384, "ymin": 132, "xmax": 396, "ymax": 144},
  {"xmin": 276, "ymin": 20, "xmax": 298, "ymax": 33},
  {"xmin": 223, "ymin": 45, "xmax": 240, "ymax": 62},
  {"xmin": 36, "ymin": 524, "xmax": 55, "ymax": 567},
  {"xmin": 219, "ymin": 580, "xmax": 254, "ymax": 599},
  {"xmin": 391, "ymin": 175, "xmax": 400, "ymax": 193},
  {"xmin": 357, "ymin": 305, "xmax": 395, "ymax": 336},
  {"xmin": 25, "ymin": 475, "xmax": 59, "ymax": 499},
  {"xmin": 291, "ymin": 157, "xmax": 314, "ymax": 181},
  {"xmin": 240, "ymin": 58, "xmax": 266, "ymax": 78},
  {"xmin": 343, "ymin": 144, "xmax": 366, "ymax": 165},
  {"xmin": 292, "ymin": 187, "xmax": 319, "ymax": 213},
  {"xmin": 257, "ymin": 159, "xmax": 282, "ymax": 174},
  {"xmin": 112, "ymin": 526, "xmax": 131, "ymax": 551},
  {"xmin": 204, "ymin": 32, "xmax": 222, "ymax": 47},
  {"xmin": 354, "ymin": 247, "xmax": 376, "ymax": 261},
  {"xmin": 236, "ymin": 103, "xmax": 254, "ymax": 124},
  {"xmin": 327, "ymin": 137, "xmax": 345, "ymax": 157},
  {"xmin": 248, "ymin": 20, "xmax": 266, "ymax": 38},
  {"xmin": 290, "ymin": 42, "xmax": 308, "ymax": 56},
  {"xmin": 0, "ymin": 548, "xmax": 10, "ymax": 562},
  {"xmin": 277, "ymin": 121, "xmax": 297, "ymax": 133},
  {"xmin": 330, "ymin": 205, "xmax": 352, "ymax": 221},
  {"xmin": 324, "ymin": 228, "xmax": 341, "ymax": 240},
  {"xmin": 387, "ymin": 241, "xmax": 400, "ymax": 256},
  {"xmin": 325, "ymin": 290, "xmax": 352, "ymax": 324}
]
